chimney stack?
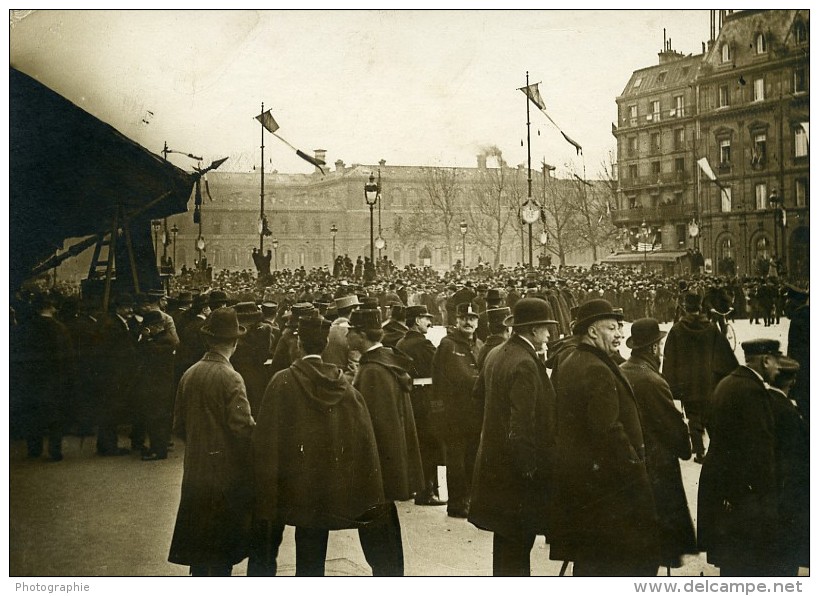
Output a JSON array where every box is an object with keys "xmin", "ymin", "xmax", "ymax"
[
  {"xmin": 477, "ymin": 154, "xmax": 487, "ymax": 169},
  {"xmin": 335, "ymin": 159, "xmax": 345, "ymax": 173},
  {"xmin": 379, "ymin": 159, "xmax": 386, "ymax": 168}
]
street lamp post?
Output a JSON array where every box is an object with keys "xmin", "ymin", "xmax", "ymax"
[
  {"xmin": 364, "ymin": 173, "xmax": 380, "ymax": 263},
  {"xmin": 196, "ymin": 236, "xmax": 206, "ymax": 268},
  {"xmin": 170, "ymin": 224, "xmax": 179, "ymax": 274},
  {"xmin": 539, "ymin": 230, "xmax": 549, "ymax": 265},
  {"xmin": 272, "ymin": 238, "xmax": 279, "ymax": 271},
  {"xmin": 330, "ymin": 223, "xmax": 338, "ymax": 264},
  {"xmin": 459, "ymin": 220, "xmax": 468, "ymax": 267},
  {"xmin": 639, "ymin": 220, "xmax": 652, "ymax": 269},
  {"xmin": 769, "ymin": 188, "xmax": 780, "ymax": 265}
]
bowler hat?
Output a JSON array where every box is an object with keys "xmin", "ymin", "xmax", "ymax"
[
  {"xmin": 406, "ymin": 305, "xmax": 434, "ymax": 322},
  {"xmin": 348, "ymin": 308, "xmax": 382, "ymax": 331},
  {"xmin": 390, "ymin": 303, "xmax": 407, "ymax": 319},
  {"xmin": 626, "ymin": 318, "xmax": 667, "ymax": 350},
  {"xmin": 502, "ymin": 298, "xmax": 557, "ymax": 327},
  {"xmin": 234, "ymin": 301, "xmax": 262, "ymax": 324},
  {"xmin": 209, "ymin": 290, "xmax": 229, "ymax": 307},
  {"xmin": 201, "ymin": 307, "xmax": 246, "ymax": 339},
  {"xmin": 175, "ymin": 291, "xmax": 193, "ymax": 305},
  {"xmin": 486, "ymin": 288, "xmax": 503, "ymax": 306},
  {"xmin": 335, "ymin": 295, "xmax": 360, "ymax": 310},
  {"xmin": 456, "ymin": 303, "xmax": 479, "ymax": 318},
  {"xmin": 297, "ymin": 313, "xmax": 331, "ymax": 341},
  {"xmin": 741, "ymin": 338, "xmax": 782, "ymax": 358},
  {"xmin": 191, "ymin": 293, "xmax": 209, "ymax": 311},
  {"xmin": 683, "ymin": 292, "xmax": 702, "ymax": 313},
  {"xmin": 572, "ymin": 298, "xmax": 623, "ymax": 334},
  {"xmin": 784, "ymin": 282, "xmax": 809, "ymax": 303}
]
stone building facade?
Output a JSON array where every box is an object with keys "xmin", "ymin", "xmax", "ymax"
[{"xmin": 613, "ymin": 9, "xmax": 810, "ymax": 280}]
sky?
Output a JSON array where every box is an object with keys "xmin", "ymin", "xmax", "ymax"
[{"xmin": 10, "ymin": 9, "xmax": 717, "ymax": 179}]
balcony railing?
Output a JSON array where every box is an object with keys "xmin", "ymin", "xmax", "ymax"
[
  {"xmin": 611, "ymin": 203, "xmax": 695, "ymax": 225},
  {"xmin": 620, "ymin": 170, "xmax": 690, "ymax": 189},
  {"xmin": 622, "ymin": 106, "xmax": 691, "ymax": 128}
]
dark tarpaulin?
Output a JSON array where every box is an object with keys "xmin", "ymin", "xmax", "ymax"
[{"xmin": 9, "ymin": 67, "xmax": 196, "ymax": 292}]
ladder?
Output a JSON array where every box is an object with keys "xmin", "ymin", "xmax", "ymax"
[{"xmin": 86, "ymin": 205, "xmax": 141, "ymax": 311}]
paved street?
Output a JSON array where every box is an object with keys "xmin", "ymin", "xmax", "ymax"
[{"xmin": 9, "ymin": 319, "xmax": 801, "ymax": 577}]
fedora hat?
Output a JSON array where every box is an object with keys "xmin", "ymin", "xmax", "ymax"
[
  {"xmin": 572, "ymin": 298, "xmax": 623, "ymax": 334},
  {"xmin": 502, "ymin": 298, "xmax": 557, "ymax": 327},
  {"xmin": 208, "ymin": 290, "xmax": 229, "ymax": 307},
  {"xmin": 348, "ymin": 308, "xmax": 382, "ymax": 331},
  {"xmin": 175, "ymin": 291, "xmax": 193, "ymax": 305},
  {"xmin": 234, "ymin": 301, "xmax": 262, "ymax": 324},
  {"xmin": 334, "ymin": 295, "xmax": 360, "ymax": 310},
  {"xmin": 297, "ymin": 313, "xmax": 332, "ymax": 341},
  {"xmin": 201, "ymin": 307, "xmax": 246, "ymax": 339},
  {"xmin": 626, "ymin": 318, "xmax": 667, "ymax": 350}
]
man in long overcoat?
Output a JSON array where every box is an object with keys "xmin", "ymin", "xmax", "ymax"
[
  {"xmin": 432, "ymin": 301, "xmax": 483, "ymax": 518},
  {"xmin": 231, "ymin": 302, "xmax": 273, "ymax": 417},
  {"xmin": 469, "ymin": 298, "xmax": 557, "ymax": 576},
  {"xmin": 249, "ymin": 314, "xmax": 384, "ymax": 576},
  {"xmin": 347, "ymin": 308, "xmax": 425, "ymax": 576},
  {"xmin": 662, "ymin": 292, "xmax": 738, "ymax": 462},
  {"xmin": 396, "ymin": 305, "xmax": 446, "ymax": 506},
  {"xmin": 697, "ymin": 339, "xmax": 796, "ymax": 576},
  {"xmin": 168, "ymin": 307, "xmax": 255, "ymax": 577},
  {"xmin": 551, "ymin": 299, "xmax": 660, "ymax": 576},
  {"xmin": 620, "ymin": 318, "xmax": 697, "ymax": 570}
]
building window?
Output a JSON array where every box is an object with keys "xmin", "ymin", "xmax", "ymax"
[
  {"xmin": 627, "ymin": 137, "xmax": 637, "ymax": 156},
  {"xmin": 628, "ymin": 164, "xmax": 638, "ymax": 180},
  {"xmin": 282, "ymin": 218, "xmax": 290, "ymax": 233},
  {"xmin": 795, "ymin": 178, "xmax": 808, "ymax": 207},
  {"xmin": 721, "ymin": 187, "xmax": 732, "ymax": 212},
  {"xmin": 313, "ymin": 219, "xmax": 321, "ymax": 234},
  {"xmin": 673, "ymin": 95, "xmax": 685, "ymax": 116},
  {"xmin": 212, "ymin": 220, "xmax": 222, "ymax": 235},
  {"xmin": 629, "ymin": 104, "xmax": 637, "ymax": 123},
  {"xmin": 657, "ymin": 72, "xmax": 667, "ymax": 84},
  {"xmin": 312, "ymin": 248, "xmax": 322, "ymax": 265},
  {"xmin": 755, "ymin": 182, "xmax": 768, "ymax": 210},
  {"xmin": 794, "ymin": 127, "xmax": 808, "ymax": 157},
  {"xmin": 752, "ymin": 133, "xmax": 767, "ymax": 165},
  {"xmin": 753, "ymin": 77, "xmax": 765, "ymax": 101},
  {"xmin": 720, "ymin": 139, "xmax": 731, "ymax": 165},
  {"xmin": 721, "ymin": 237, "xmax": 734, "ymax": 260},
  {"xmin": 794, "ymin": 66, "xmax": 807, "ymax": 93},
  {"xmin": 755, "ymin": 33, "xmax": 767, "ymax": 54},
  {"xmin": 794, "ymin": 21, "xmax": 808, "ymax": 44},
  {"xmin": 651, "ymin": 100, "xmax": 660, "ymax": 118},
  {"xmin": 650, "ymin": 132, "xmax": 660, "ymax": 154},
  {"xmin": 633, "ymin": 77, "xmax": 642, "ymax": 89},
  {"xmin": 675, "ymin": 157, "xmax": 685, "ymax": 173},
  {"xmin": 628, "ymin": 195, "xmax": 638, "ymax": 209},
  {"xmin": 718, "ymin": 85, "xmax": 730, "ymax": 108},
  {"xmin": 674, "ymin": 191, "xmax": 684, "ymax": 205},
  {"xmin": 674, "ymin": 128, "xmax": 685, "ymax": 151},
  {"xmin": 721, "ymin": 43, "xmax": 731, "ymax": 63},
  {"xmin": 755, "ymin": 236, "xmax": 771, "ymax": 261},
  {"xmin": 651, "ymin": 161, "xmax": 661, "ymax": 176}
]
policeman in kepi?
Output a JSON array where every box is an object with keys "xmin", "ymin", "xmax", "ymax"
[{"xmin": 397, "ymin": 305, "xmax": 446, "ymax": 507}]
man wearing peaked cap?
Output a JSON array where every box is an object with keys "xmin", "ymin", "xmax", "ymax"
[
  {"xmin": 697, "ymin": 337, "xmax": 797, "ymax": 576},
  {"xmin": 346, "ymin": 307, "xmax": 424, "ymax": 575},
  {"xmin": 620, "ymin": 319, "xmax": 697, "ymax": 570},
  {"xmin": 169, "ymin": 306, "xmax": 254, "ymax": 576},
  {"xmin": 432, "ymin": 300, "xmax": 483, "ymax": 519},
  {"xmin": 469, "ymin": 297, "xmax": 557, "ymax": 575},
  {"xmin": 549, "ymin": 298, "xmax": 660, "ymax": 575},
  {"xmin": 397, "ymin": 305, "xmax": 446, "ymax": 507}
]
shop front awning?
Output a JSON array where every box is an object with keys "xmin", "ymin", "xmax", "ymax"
[
  {"xmin": 601, "ymin": 250, "xmax": 691, "ymax": 265},
  {"xmin": 10, "ymin": 67, "xmax": 196, "ymax": 290}
]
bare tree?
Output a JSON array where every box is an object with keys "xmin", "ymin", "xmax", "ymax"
[
  {"xmin": 536, "ymin": 161, "xmax": 581, "ymax": 266},
  {"xmin": 467, "ymin": 162, "xmax": 526, "ymax": 267},
  {"xmin": 398, "ymin": 166, "xmax": 463, "ymax": 265},
  {"xmin": 563, "ymin": 163, "xmax": 617, "ymax": 263}
]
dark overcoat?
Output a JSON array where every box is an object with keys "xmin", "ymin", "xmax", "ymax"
[
  {"xmin": 621, "ymin": 353, "xmax": 698, "ymax": 567},
  {"xmin": 381, "ymin": 319, "xmax": 408, "ymax": 349},
  {"xmin": 354, "ymin": 346, "xmax": 425, "ymax": 501},
  {"xmin": 169, "ymin": 352, "xmax": 255, "ymax": 567},
  {"xmin": 432, "ymin": 328, "xmax": 482, "ymax": 440},
  {"xmin": 95, "ymin": 313, "xmax": 138, "ymax": 425},
  {"xmin": 768, "ymin": 387, "xmax": 810, "ymax": 568},
  {"xmin": 662, "ymin": 313, "xmax": 737, "ymax": 406},
  {"xmin": 787, "ymin": 304, "xmax": 810, "ymax": 419},
  {"xmin": 551, "ymin": 343, "xmax": 660, "ymax": 566},
  {"xmin": 469, "ymin": 334, "xmax": 556, "ymax": 538},
  {"xmin": 253, "ymin": 358, "xmax": 384, "ymax": 529},
  {"xmin": 397, "ymin": 329, "xmax": 444, "ymax": 438},
  {"xmin": 697, "ymin": 367, "xmax": 780, "ymax": 569},
  {"xmin": 231, "ymin": 322, "xmax": 274, "ymax": 416}
]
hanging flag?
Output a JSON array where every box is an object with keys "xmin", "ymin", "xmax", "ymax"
[
  {"xmin": 696, "ymin": 157, "xmax": 725, "ymax": 189},
  {"xmin": 800, "ymin": 122, "xmax": 809, "ymax": 144},
  {"xmin": 519, "ymin": 81, "xmax": 583, "ymax": 155},
  {"xmin": 255, "ymin": 109, "xmax": 280, "ymax": 134},
  {"xmin": 296, "ymin": 149, "xmax": 326, "ymax": 173},
  {"xmin": 780, "ymin": 206, "xmax": 787, "ymax": 228}
]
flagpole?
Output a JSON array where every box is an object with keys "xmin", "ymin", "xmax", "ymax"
[
  {"xmin": 260, "ymin": 102, "xmax": 265, "ymax": 253},
  {"xmin": 526, "ymin": 71, "xmax": 533, "ymax": 269}
]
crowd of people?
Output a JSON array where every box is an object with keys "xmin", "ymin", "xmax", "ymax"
[{"xmin": 9, "ymin": 258, "xmax": 809, "ymax": 577}]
